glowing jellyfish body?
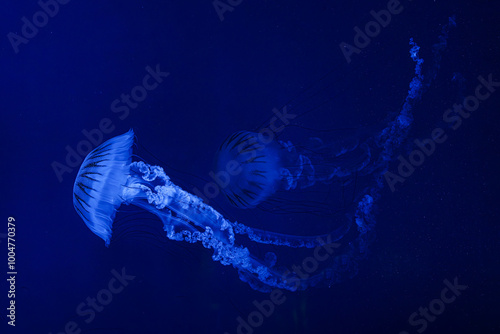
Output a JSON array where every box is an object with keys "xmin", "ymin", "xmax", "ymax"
[
  {"xmin": 214, "ymin": 130, "xmax": 371, "ymax": 209},
  {"xmin": 73, "ymin": 18, "xmax": 455, "ymax": 291},
  {"xmin": 214, "ymin": 131, "xmax": 284, "ymax": 209}
]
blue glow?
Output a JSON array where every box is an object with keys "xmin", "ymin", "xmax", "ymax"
[{"xmin": 73, "ymin": 19, "xmax": 455, "ymax": 291}]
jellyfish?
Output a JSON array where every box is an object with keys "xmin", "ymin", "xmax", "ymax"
[
  {"xmin": 214, "ymin": 129, "xmax": 372, "ymax": 210},
  {"xmin": 73, "ymin": 17, "xmax": 455, "ymax": 292}
]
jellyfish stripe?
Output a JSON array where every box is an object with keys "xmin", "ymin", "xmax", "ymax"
[
  {"xmin": 74, "ymin": 206, "xmax": 90, "ymax": 223},
  {"xmin": 230, "ymin": 132, "xmax": 253, "ymax": 150},
  {"xmin": 74, "ymin": 194, "xmax": 90, "ymax": 211},
  {"xmin": 220, "ymin": 131, "xmax": 244, "ymax": 150},
  {"xmin": 243, "ymin": 155, "xmax": 266, "ymax": 164},
  {"xmin": 239, "ymin": 142, "xmax": 261, "ymax": 153},
  {"xmin": 231, "ymin": 192, "xmax": 251, "ymax": 208},
  {"xmin": 248, "ymin": 181, "xmax": 265, "ymax": 190},
  {"xmin": 80, "ymin": 172, "xmax": 102, "ymax": 182},
  {"xmin": 76, "ymin": 182, "xmax": 95, "ymax": 198},
  {"xmin": 241, "ymin": 188, "xmax": 258, "ymax": 199},
  {"xmin": 82, "ymin": 159, "xmax": 109, "ymax": 169},
  {"xmin": 226, "ymin": 131, "xmax": 249, "ymax": 150}
]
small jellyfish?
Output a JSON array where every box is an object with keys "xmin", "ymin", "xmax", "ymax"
[{"xmin": 213, "ymin": 130, "xmax": 371, "ymax": 210}]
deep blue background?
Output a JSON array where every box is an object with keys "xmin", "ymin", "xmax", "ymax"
[{"xmin": 1, "ymin": 1, "xmax": 499, "ymax": 333}]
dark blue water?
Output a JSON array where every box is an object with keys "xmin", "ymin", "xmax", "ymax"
[{"xmin": 1, "ymin": 1, "xmax": 499, "ymax": 333}]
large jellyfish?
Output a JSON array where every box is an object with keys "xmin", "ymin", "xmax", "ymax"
[
  {"xmin": 73, "ymin": 129, "xmax": 325, "ymax": 291},
  {"xmin": 73, "ymin": 17, "xmax": 455, "ymax": 292}
]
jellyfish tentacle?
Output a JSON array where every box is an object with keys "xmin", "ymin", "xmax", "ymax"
[
  {"xmin": 127, "ymin": 161, "xmax": 234, "ymax": 243},
  {"xmin": 231, "ymin": 219, "xmax": 351, "ymax": 248},
  {"xmin": 278, "ymin": 138, "xmax": 372, "ymax": 190}
]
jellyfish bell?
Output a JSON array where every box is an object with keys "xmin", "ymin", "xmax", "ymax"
[
  {"xmin": 213, "ymin": 131, "xmax": 283, "ymax": 209},
  {"xmin": 73, "ymin": 130, "xmax": 134, "ymax": 246}
]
